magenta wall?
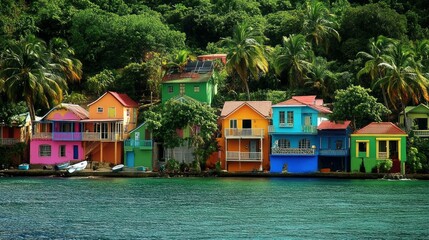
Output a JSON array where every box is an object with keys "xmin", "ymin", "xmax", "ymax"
[{"xmin": 30, "ymin": 140, "xmax": 84, "ymax": 165}]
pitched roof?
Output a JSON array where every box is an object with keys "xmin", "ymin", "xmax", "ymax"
[
  {"xmin": 41, "ymin": 103, "xmax": 89, "ymax": 120},
  {"xmin": 354, "ymin": 122, "xmax": 406, "ymax": 135},
  {"xmin": 405, "ymin": 103, "xmax": 429, "ymax": 114},
  {"xmin": 88, "ymin": 91, "xmax": 138, "ymax": 108},
  {"xmin": 318, "ymin": 120, "xmax": 351, "ymax": 130},
  {"xmin": 221, "ymin": 101, "xmax": 272, "ymax": 118},
  {"xmin": 274, "ymin": 95, "xmax": 332, "ymax": 114}
]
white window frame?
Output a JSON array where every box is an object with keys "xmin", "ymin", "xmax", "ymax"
[
  {"xmin": 97, "ymin": 107, "xmax": 103, "ymax": 113},
  {"xmin": 39, "ymin": 145, "xmax": 51, "ymax": 157}
]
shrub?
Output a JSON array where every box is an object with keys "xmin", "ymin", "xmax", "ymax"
[{"xmin": 377, "ymin": 160, "xmax": 393, "ymax": 173}]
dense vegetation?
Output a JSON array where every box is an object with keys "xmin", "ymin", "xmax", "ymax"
[{"xmin": 1, "ymin": 0, "xmax": 429, "ymax": 172}]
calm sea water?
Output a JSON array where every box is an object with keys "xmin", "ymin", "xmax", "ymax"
[{"xmin": 0, "ymin": 177, "xmax": 428, "ymax": 239}]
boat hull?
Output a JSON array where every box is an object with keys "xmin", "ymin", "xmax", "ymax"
[{"xmin": 18, "ymin": 164, "xmax": 30, "ymax": 170}]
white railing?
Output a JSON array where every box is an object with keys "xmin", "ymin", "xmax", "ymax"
[
  {"xmin": 378, "ymin": 152, "xmax": 388, "ymax": 159},
  {"xmin": 302, "ymin": 125, "xmax": 317, "ymax": 133},
  {"xmin": 271, "ymin": 147, "xmax": 315, "ymax": 155},
  {"xmin": 413, "ymin": 130, "xmax": 429, "ymax": 137},
  {"xmin": 124, "ymin": 139, "xmax": 152, "ymax": 148},
  {"xmin": 226, "ymin": 151, "xmax": 262, "ymax": 161},
  {"xmin": 224, "ymin": 128, "xmax": 264, "ymax": 138},
  {"xmin": 32, "ymin": 132, "xmax": 52, "ymax": 139},
  {"xmin": 0, "ymin": 138, "xmax": 21, "ymax": 145},
  {"xmin": 82, "ymin": 132, "xmax": 123, "ymax": 141}
]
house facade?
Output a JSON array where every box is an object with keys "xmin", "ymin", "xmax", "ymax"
[
  {"xmin": 318, "ymin": 120, "xmax": 352, "ymax": 172},
  {"xmin": 30, "ymin": 104, "xmax": 88, "ymax": 165},
  {"xmin": 399, "ymin": 103, "xmax": 429, "ymax": 137},
  {"xmin": 269, "ymin": 96, "xmax": 331, "ymax": 173},
  {"xmin": 30, "ymin": 92, "xmax": 139, "ymax": 166},
  {"xmin": 124, "ymin": 122, "xmax": 153, "ymax": 169},
  {"xmin": 218, "ymin": 101, "xmax": 271, "ymax": 172},
  {"xmin": 0, "ymin": 113, "xmax": 31, "ymax": 146},
  {"xmin": 350, "ymin": 122, "xmax": 407, "ymax": 174}
]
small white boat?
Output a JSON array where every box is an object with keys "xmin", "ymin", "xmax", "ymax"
[
  {"xmin": 18, "ymin": 163, "xmax": 30, "ymax": 170},
  {"xmin": 67, "ymin": 161, "xmax": 88, "ymax": 173},
  {"xmin": 112, "ymin": 164, "xmax": 124, "ymax": 172}
]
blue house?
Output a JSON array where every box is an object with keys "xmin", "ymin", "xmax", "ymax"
[
  {"xmin": 269, "ymin": 96, "xmax": 331, "ymax": 173},
  {"xmin": 317, "ymin": 120, "xmax": 352, "ymax": 172}
]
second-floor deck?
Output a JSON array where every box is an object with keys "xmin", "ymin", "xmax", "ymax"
[
  {"xmin": 32, "ymin": 132, "xmax": 126, "ymax": 142},
  {"xmin": 268, "ymin": 125, "xmax": 317, "ymax": 134},
  {"xmin": 319, "ymin": 149, "xmax": 349, "ymax": 156},
  {"xmin": 124, "ymin": 139, "xmax": 153, "ymax": 149},
  {"xmin": 226, "ymin": 151, "xmax": 262, "ymax": 162},
  {"xmin": 271, "ymin": 147, "xmax": 316, "ymax": 155},
  {"xmin": 0, "ymin": 138, "xmax": 22, "ymax": 145},
  {"xmin": 413, "ymin": 129, "xmax": 429, "ymax": 137},
  {"xmin": 224, "ymin": 128, "xmax": 265, "ymax": 138}
]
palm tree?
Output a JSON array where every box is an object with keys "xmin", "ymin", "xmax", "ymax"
[
  {"xmin": 219, "ymin": 22, "xmax": 269, "ymax": 100},
  {"xmin": 357, "ymin": 36, "xmax": 396, "ymax": 108},
  {"xmin": 305, "ymin": 56, "xmax": 337, "ymax": 99},
  {"xmin": 302, "ymin": 0, "xmax": 340, "ymax": 53},
  {"xmin": 273, "ymin": 34, "xmax": 313, "ymax": 89},
  {"xmin": 165, "ymin": 50, "xmax": 196, "ymax": 73},
  {"xmin": 376, "ymin": 41, "xmax": 429, "ymax": 131},
  {"xmin": 48, "ymin": 38, "xmax": 83, "ymax": 84},
  {"xmin": 0, "ymin": 36, "xmax": 68, "ymax": 121}
]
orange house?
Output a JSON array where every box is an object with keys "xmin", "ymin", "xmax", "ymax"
[
  {"xmin": 84, "ymin": 91, "xmax": 139, "ymax": 165},
  {"xmin": 218, "ymin": 101, "xmax": 272, "ymax": 172}
]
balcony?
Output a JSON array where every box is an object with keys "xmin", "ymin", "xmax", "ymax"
[
  {"xmin": 32, "ymin": 132, "xmax": 52, "ymax": 139},
  {"xmin": 226, "ymin": 151, "xmax": 262, "ymax": 161},
  {"xmin": 271, "ymin": 147, "xmax": 316, "ymax": 155},
  {"xmin": 377, "ymin": 152, "xmax": 388, "ymax": 159},
  {"xmin": 52, "ymin": 132, "xmax": 82, "ymax": 141},
  {"xmin": 124, "ymin": 139, "xmax": 153, "ymax": 149},
  {"xmin": 302, "ymin": 125, "xmax": 317, "ymax": 133},
  {"xmin": 319, "ymin": 149, "xmax": 348, "ymax": 156},
  {"xmin": 224, "ymin": 128, "xmax": 264, "ymax": 138},
  {"xmin": 413, "ymin": 130, "xmax": 429, "ymax": 137},
  {"xmin": 0, "ymin": 138, "xmax": 21, "ymax": 145},
  {"xmin": 268, "ymin": 125, "xmax": 317, "ymax": 134},
  {"xmin": 32, "ymin": 132, "xmax": 124, "ymax": 141}
]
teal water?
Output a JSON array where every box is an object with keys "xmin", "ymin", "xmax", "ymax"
[{"xmin": 0, "ymin": 177, "xmax": 428, "ymax": 239}]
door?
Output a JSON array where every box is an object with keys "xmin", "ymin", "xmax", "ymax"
[
  {"xmin": 73, "ymin": 145, "xmax": 79, "ymax": 159},
  {"xmin": 242, "ymin": 119, "xmax": 252, "ymax": 136},
  {"xmin": 249, "ymin": 140, "xmax": 259, "ymax": 159},
  {"xmin": 126, "ymin": 152, "xmax": 135, "ymax": 167}
]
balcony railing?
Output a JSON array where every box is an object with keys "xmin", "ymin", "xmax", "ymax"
[
  {"xmin": 413, "ymin": 130, "xmax": 429, "ymax": 137},
  {"xmin": 0, "ymin": 138, "xmax": 21, "ymax": 145},
  {"xmin": 124, "ymin": 139, "xmax": 153, "ymax": 148},
  {"xmin": 268, "ymin": 125, "xmax": 317, "ymax": 134},
  {"xmin": 224, "ymin": 128, "xmax": 264, "ymax": 138},
  {"xmin": 319, "ymin": 149, "xmax": 348, "ymax": 156},
  {"xmin": 32, "ymin": 132, "xmax": 124, "ymax": 141},
  {"xmin": 271, "ymin": 147, "xmax": 316, "ymax": 155},
  {"xmin": 226, "ymin": 151, "xmax": 262, "ymax": 161},
  {"xmin": 377, "ymin": 152, "xmax": 388, "ymax": 159}
]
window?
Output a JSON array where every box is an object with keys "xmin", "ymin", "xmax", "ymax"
[
  {"xmin": 39, "ymin": 145, "xmax": 51, "ymax": 157},
  {"xmin": 194, "ymin": 86, "xmax": 200, "ymax": 92},
  {"xmin": 287, "ymin": 111, "xmax": 294, "ymax": 125},
  {"xmin": 168, "ymin": 86, "xmax": 173, "ymax": 93},
  {"xmin": 299, "ymin": 139, "xmax": 310, "ymax": 148},
  {"xmin": 180, "ymin": 84, "xmax": 185, "ymax": 95},
  {"xmin": 279, "ymin": 111, "xmax": 285, "ymax": 124},
  {"xmin": 278, "ymin": 139, "xmax": 290, "ymax": 148},
  {"xmin": 97, "ymin": 107, "xmax": 103, "ymax": 113},
  {"xmin": 336, "ymin": 140, "xmax": 343, "ymax": 150},
  {"xmin": 358, "ymin": 142, "xmax": 367, "ymax": 152},
  {"xmin": 59, "ymin": 145, "xmax": 66, "ymax": 157},
  {"xmin": 230, "ymin": 119, "xmax": 237, "ymax": 128},
  {"xmin": 126, "ymin": 109, "xmax": 130, "ymax": 117}
]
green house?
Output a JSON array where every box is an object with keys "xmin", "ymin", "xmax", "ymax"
[
  {"xmin": 350, "ymin": 122, "xmax": 407, "ymax": 174},
  {"xmin": 124, "ymin": 122, "xmax": 153, "ymax": 170},
  {"xmin": 399, "ymin": 103, "xmax": 429, "ymax": 137}
]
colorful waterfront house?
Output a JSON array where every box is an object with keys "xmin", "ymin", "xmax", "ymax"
[
  {"xmin": 0, "ymin": 113, "xmax": 31, "ymax": 146},
  {"xmin": 317, "ymin": 120, "xmax": 352, "ymax": 172},
  {"xmin": 124, "ymin": 122, "xmax": 153, "ymax": 169},
  {"xmin": 30, "ymin": 104, "xmax": 88, "ymax": 165},
  {"xmin": 350, "ymin": 122, "xmax": 407, "ymax": 174},
  {"xmin": 218, "ymin": 101, "xmax": 272, "ymax": 172},
  {"xmin": 269, "ymin": 96, "xmax": 331, "ymax": 173},
  {"xmin": 161, "ymin": 54, "xmax": 226, "ymax": 105},
  {"xmin": 84, "ymin": 91, "xmax": 139, "ymax": 165},
  {"xmin": 398, "ymin": 103, "xmax": 429, "ymax": 137}
]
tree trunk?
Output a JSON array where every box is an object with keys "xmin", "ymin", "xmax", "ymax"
[
  {"xmin": 245, "ymin": 80, "xmax": 250, "ymax": 101},
  {"xmin": 401, "ymin": 102, "xmax": 409, "ymax": 133}
]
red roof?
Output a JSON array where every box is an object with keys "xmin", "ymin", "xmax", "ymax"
[
  {"xmin": 274, "ymin": 95, "xmax": 331, "ymax": 114},
  {"xmin": 88, "ymin": 92, "xmax": 138, "ymax": 108},
  {"xmin": 318, "ymin": 120, "xmax": 351, "ymax": 130},
  {"xmin": 354, "ymin": 122, "xmax": 406, "ymax": 135},
  {"xmin": 221, "ymin": 101, "xmax": 272, "ymax": 118}
]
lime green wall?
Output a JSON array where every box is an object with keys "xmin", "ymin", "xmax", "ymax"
[
  {"xmin": 161, "ymin": 80, "xmax": 215, "ymax": 105},
  {"xmin": 350, "ymin": 135, "xmax": 407, "ymax": 173}
]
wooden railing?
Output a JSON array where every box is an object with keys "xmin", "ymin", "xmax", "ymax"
[
  {"xmin": 0, "ymin": 138, "xmax": 21, "ymax": 145},
  {"xmin": 32, "ymin": 132, "xmax": 124, "ymax": 141},
  {"xmin": 224, "ymin": 128, "xmax": 264, "ymax": 138},
  {"xmin": 413, "ymin": 130, "xmax": 429, "ymax": 137},
  {"xmin": 377, "ymin": 152, "xmax": 388, "ymax": 159},
  {"xmin": 124, "ymin": 139, "xmax": 153, "ymax": 148},
  {"xmin": 268, "ymin": 125, "xmax": 317, "ymax": 134},
  {"xmin": 226, "ymin": 151, "xmax": 262, "ymax": 161},
  {"xmin": 271, "ymin": 147, "xmax": 316, "ymax": 155}
]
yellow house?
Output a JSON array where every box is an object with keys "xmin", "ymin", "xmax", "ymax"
[
  {"xmin": 84, "ymin": 91, "xmax": 139, "ymax": 165},
  {"xmin": 218, "ymin": 101, "xmax": 272, "ymax": 172}
]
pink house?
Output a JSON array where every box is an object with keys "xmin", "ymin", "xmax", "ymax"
[{"xmin": 30, "ymin": 104, "xmax": 89, "ymax": 165}]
